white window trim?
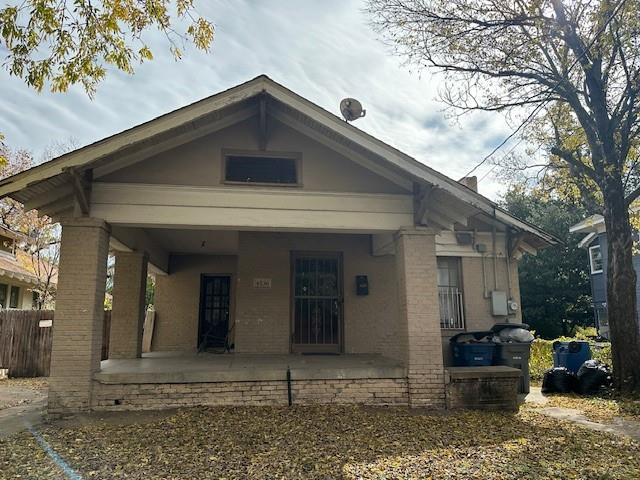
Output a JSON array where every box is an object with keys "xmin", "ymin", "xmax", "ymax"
[{"xmin": 589, "ymin": 245, "xmax": 603, "ymax": 274}]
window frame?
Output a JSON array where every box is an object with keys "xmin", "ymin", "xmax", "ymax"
[
  {"xmin": 221, "ymin": 149, "xmax": 303, "ymax": 187},
  {"xmin": 9, "ymin": 285, "xmax": 19, "ymax": 309},
  {"xmin": 437, "ymin": 256, "xmax": 465, "ymax": 330},
  {"xmin": 0, "ymin": 283, "xmax": 7, "ymax": 309},
  {"xmin": 589, "ymin": 245, "xmax": 604, "ymax": 274}
]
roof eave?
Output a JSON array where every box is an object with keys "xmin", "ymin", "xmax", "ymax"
[{"xmin": 0, "ymin": 74, "xmax": 556, "ymax": 248}]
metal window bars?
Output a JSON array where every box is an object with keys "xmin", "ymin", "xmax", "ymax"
[{"xmin": 438, "ymin": 286, "xmax": 465, "ymax": 329}]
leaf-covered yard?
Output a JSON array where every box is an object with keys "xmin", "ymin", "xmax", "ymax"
[{"xmin": 1, "ymin": 403, "xmax": 639, "ymax": 479}]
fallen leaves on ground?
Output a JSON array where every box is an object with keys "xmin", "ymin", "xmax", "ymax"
[
  {"xmin": 1, "ymin": 404, "xmax": 639, "ymax": 479},
  {"xmin": 0, "ymin": 377, "xmax": 48, "ymax": 410},
  {"xmin": 0, "ymin": 377, "xmax": 48, "ymax": 391},
  {"xmin": 537, "ymin": 392, "xmax": 640, "ymax": 423}
]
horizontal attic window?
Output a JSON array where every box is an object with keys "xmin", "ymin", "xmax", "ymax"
[{"xmin": 224, "ymin": 154, "xmax": 299, "ymax": 185}]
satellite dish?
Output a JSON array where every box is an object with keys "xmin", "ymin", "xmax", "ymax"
[{"xmin": 340, "ymin": 98, "xmax": 366, "ymax": 122}]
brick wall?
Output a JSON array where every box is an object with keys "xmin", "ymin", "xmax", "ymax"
[
  {"xmin": 48, "ymin": 218, "xmax": 110, "ymax": 415},
  {"xmin": 92, "ymin": 378, "xmax": 408, "ymax": 411},
  {"xmin": 445, "ymin": 369, "xmax": 520, "ymax": 411},
  {"xmin": 461, "ymin": 256, "xmax": 522, "ymax": 331},
  {"xmin": 154, "ymin": 255, "xmax": 238, "ymax": 351},
  {"xmin": 230, "ymin": 232, "xmax": 402, "ymax": 358},
  {"xmin": 109, "ymin": 252, "xmax": 148, "ymax": 359},
  {"xmin": 395, "ymin": 229, "xmax": 446, "ymax": 408}
]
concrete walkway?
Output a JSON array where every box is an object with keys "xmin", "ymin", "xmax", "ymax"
[
  {"xmin": 0, "ymin": 382, "xmax": 47, "ymax": 438},
  {"xmin": 540, "ymin": 407, "xmax": 640, "ymax": 441},
  {"xmin": 524, "ymin": 386, "xmax": 640, "ymax": 441}
]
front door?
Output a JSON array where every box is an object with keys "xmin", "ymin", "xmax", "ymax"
[
  {"xmin": 198, "ymin": 275, "xmax": 231, "ymax": 350},
  {"xmin": 291, "ymin": 252, "xmax": 343, "ymax": 353}
]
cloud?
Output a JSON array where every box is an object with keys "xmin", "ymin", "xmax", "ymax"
[{"xmin": 0, "ymin": 0, "xmax": 513, "ymax": 199}]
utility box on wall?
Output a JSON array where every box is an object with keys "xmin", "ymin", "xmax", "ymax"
[
  {"xmin": 356, "ymin": 275, "xmax": 369, "ymax": 296},
  {"xmin": 491, "ymin": 291, "xmax": 509, "ymax": 316}
]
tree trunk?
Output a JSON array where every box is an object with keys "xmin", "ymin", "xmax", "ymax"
[{"xmin": 602, "ymin": 177, "xmax": 640, "ymax": 393}]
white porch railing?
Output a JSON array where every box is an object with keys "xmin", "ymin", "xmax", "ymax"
[{"xmin": 438, "ymin": 286, "xmax": 465, "ymax": 329}]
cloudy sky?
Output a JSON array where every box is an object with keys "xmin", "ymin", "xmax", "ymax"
[{"xmin": 0, "ymin": 0, "xmax": 515, "ymax": 199}]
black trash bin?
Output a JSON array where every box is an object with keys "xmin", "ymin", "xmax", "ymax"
[{"xmin": 491, "ymin": 323, "xmax": 532, "ymax": 394}]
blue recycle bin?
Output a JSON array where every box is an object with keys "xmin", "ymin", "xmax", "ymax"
[
  {"xmin": 552, "ymin": 341, "xmax": 591, "ymax": 374},
  {"xmin": 450, "ymin": 331, "xmax": 495, "ymax": 366}
]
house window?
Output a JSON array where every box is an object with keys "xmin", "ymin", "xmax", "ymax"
[
  {"xmin": 437, "ymin": 257, "xmax": 465, "ymax": 329},
  {"xmin": 224, "ymin": 152, "xmax": 300, "ymax": 185},
  {"xmin": 0, "ymin": 283, "xmax": 6, "ymax": 308},
  {"xmin": 589, "ymin": 245, "xmax": 603, "ymax": 274},
  {"xmin": 595, "ymin": 306, "xmax": 609, "ymax": 327},
  {"xmin": 9, "ymin": 286, "xmax": 19, "ymax": 308}
]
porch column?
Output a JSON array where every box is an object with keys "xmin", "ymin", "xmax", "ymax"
[
  {"xmin": 48, "ymin": 218, "xmax": 110, "ymax": 415},
  {"xmin": 395, "ymin": 228, "xmax": 446, "ymax": 408},
  {"xmin": 109, "ymin": 251, "xmax": 148, "ymax": 359}
]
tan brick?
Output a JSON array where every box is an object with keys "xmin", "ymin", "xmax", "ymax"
[
  {"xmin": 49, "ymin": 218, "xmax": 110, "ymax": 415},
  {"xmin": 109, "ymin": 251, "xmax": 148, "ymax": 359}
]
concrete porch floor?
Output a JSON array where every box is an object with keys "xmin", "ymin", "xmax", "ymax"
[{"xmin": 95, "ymin": 352, "xmax": 406, "ymax": 384}]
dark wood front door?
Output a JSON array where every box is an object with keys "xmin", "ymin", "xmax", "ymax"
[
  {"xmin": 291, "ymin": 252, "xmax": 343, "ymax": 353},
  {"xmin": 198, "ymin": 275, "xmax": 231, "ymax": 350}
]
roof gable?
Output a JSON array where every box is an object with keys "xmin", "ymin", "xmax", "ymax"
[{"xmin": 0, "ymin": 75, "xmax": 557, "ymax": 246}]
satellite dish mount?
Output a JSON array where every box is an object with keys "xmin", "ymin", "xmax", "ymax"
[{"xmin": 340, "ymin": 98, "xmax": 366, "ymax": 122}]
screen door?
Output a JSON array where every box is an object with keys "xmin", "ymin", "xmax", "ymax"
[{"xmin": 291, "ymin": 253, "xmax": 343, "ymax": 353}]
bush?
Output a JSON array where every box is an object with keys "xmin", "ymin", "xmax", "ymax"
[{"xmin": 529, "ymin": 337, "xmax": 612, "ymax": 381}]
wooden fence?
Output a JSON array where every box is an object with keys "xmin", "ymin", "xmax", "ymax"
[{"xmin": 0, "ymin": 310, "xmax": 111, "ymax": 378}]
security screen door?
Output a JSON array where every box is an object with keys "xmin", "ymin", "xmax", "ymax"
[
  {"xmin": 198, "ymin": 275, "xmax": 231, "ymax": 350},
  {"xmin": 291, "ymin": 253, "xmax": 343, "ymax": 353}
]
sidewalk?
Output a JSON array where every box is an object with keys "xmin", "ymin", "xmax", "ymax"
[
  {"xmin": 524, "ymin": 386, "xmax": 640, "ymax": 441},
  {"xmin": 0, "ymin": 379, "xmax": 47, "ymax": 438}
]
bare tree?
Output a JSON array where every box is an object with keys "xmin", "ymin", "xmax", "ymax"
[{"xmin": 367, "ymin": 0, "xmax": 640, "ymax": 392}]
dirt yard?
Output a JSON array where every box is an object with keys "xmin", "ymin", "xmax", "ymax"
[{"xmin": 1, "ymin": 397, "xmax": 639, "ymax": 479}]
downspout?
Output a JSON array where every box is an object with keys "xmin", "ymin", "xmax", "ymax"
[
  {"xmin": 481, "ymin": 245, "xmax": 490, "ymax": 298},
  {"xmin": 505, "ymin": 229, "xmax": 513, "ymax": 300},
  {"xmin": 492, "ymin": 209, "xmax": 498, "ymax": 291}
]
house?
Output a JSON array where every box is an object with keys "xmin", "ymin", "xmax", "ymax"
[
  {"xmin": 0, "ymin": 225, "xmax": 42, "ymax": 309},
  {"xmin": 0, "ymin": 76, "xmax": 556, "ymax": 415},
  {"xmin": 569, "ymin": 213, "xmax": 638, "ymax": 339}
]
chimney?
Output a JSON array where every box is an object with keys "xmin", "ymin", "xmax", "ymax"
[{"xmin": 458, "ymin": 176, "xmax": 478, "ymax": 192}]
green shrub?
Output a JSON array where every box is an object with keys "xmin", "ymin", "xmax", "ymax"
[{"xmin": 529, "ymin": 337, "xmax": 612, "ymax": 381}]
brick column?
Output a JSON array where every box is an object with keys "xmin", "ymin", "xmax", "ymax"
[
  {"xmin": 109, "ymin": 251, "xmax": 148, "ymax": 359},
  {"xmin": 48, "ymin": 218, "xmax": 110, "ymax": 415},
  {"xmin": 395, "ymin": 228, "xmax": 446, "ymax": 408}
]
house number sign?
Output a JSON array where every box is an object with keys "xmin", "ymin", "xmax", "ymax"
[{"xmin": 253, "ymin": 278, "xmax": 272, "ymax": 289}]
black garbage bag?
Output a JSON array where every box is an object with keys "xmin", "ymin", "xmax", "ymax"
[
  {"xmin": 577, "ymin": 360, "xmax": 612, "ymax": 395},
  {"xmin": 542, "ymin": 367, "xmax": 578, "ymax": 394}
]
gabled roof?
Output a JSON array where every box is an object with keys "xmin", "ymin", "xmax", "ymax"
[
  {"xmin": 569, "ymin": 214, "xmax": 606, "ymax": 235},
  {"xmin": 0, "ymin": 75, "xmax": 557, "ymax": 247}
]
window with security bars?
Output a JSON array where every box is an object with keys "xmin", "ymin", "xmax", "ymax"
[{"xmin": 437, "ymin": 257, "xmax": 465, "ymax": 329}]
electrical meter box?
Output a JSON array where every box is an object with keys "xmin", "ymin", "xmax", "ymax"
[{"xmin": 491, "ymin": 290, "xmax": 509, "ymax": 316}]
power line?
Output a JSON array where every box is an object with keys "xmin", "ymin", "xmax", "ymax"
[{"xmin": 462, "ymin": 0, "xmax": 629, "ymax": 179}]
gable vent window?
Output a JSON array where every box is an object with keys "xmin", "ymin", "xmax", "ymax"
[{"xmin": 224, "ymin": 153, "xmax": 300, "ymax": 186}]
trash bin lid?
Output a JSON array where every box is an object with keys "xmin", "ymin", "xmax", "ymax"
[
  {"xmin": 450, "ymin": 331, "xmax": 493, "ymax": 343},
  {"xmin": 490, "ymin": 322, "xmax": 530, "ymax": 333}
]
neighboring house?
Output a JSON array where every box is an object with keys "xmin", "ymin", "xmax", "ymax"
[
  {"xmin": 0, "ymin": 76, "xmax": 556, "ymax": 415},
  {"xmin": 570, "ymin": 213, "xmax": 639, "ymax": 339},
  {"xmin": 0, "ymin": 225, "xmax": 41, "ymax": 309}
]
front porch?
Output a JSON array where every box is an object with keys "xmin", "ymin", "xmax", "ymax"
[
  {"xmin": 92, "ymin": 352, "xmax": 409, "ymax": 410},
  {"xmin": 96, "ymin": 352, "xmax": 406, "ymax": 384}
]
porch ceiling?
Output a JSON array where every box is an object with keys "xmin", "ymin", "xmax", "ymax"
[{"xmin": 145, "ymin": 228, "xmax": 239, "ymax": 255}]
